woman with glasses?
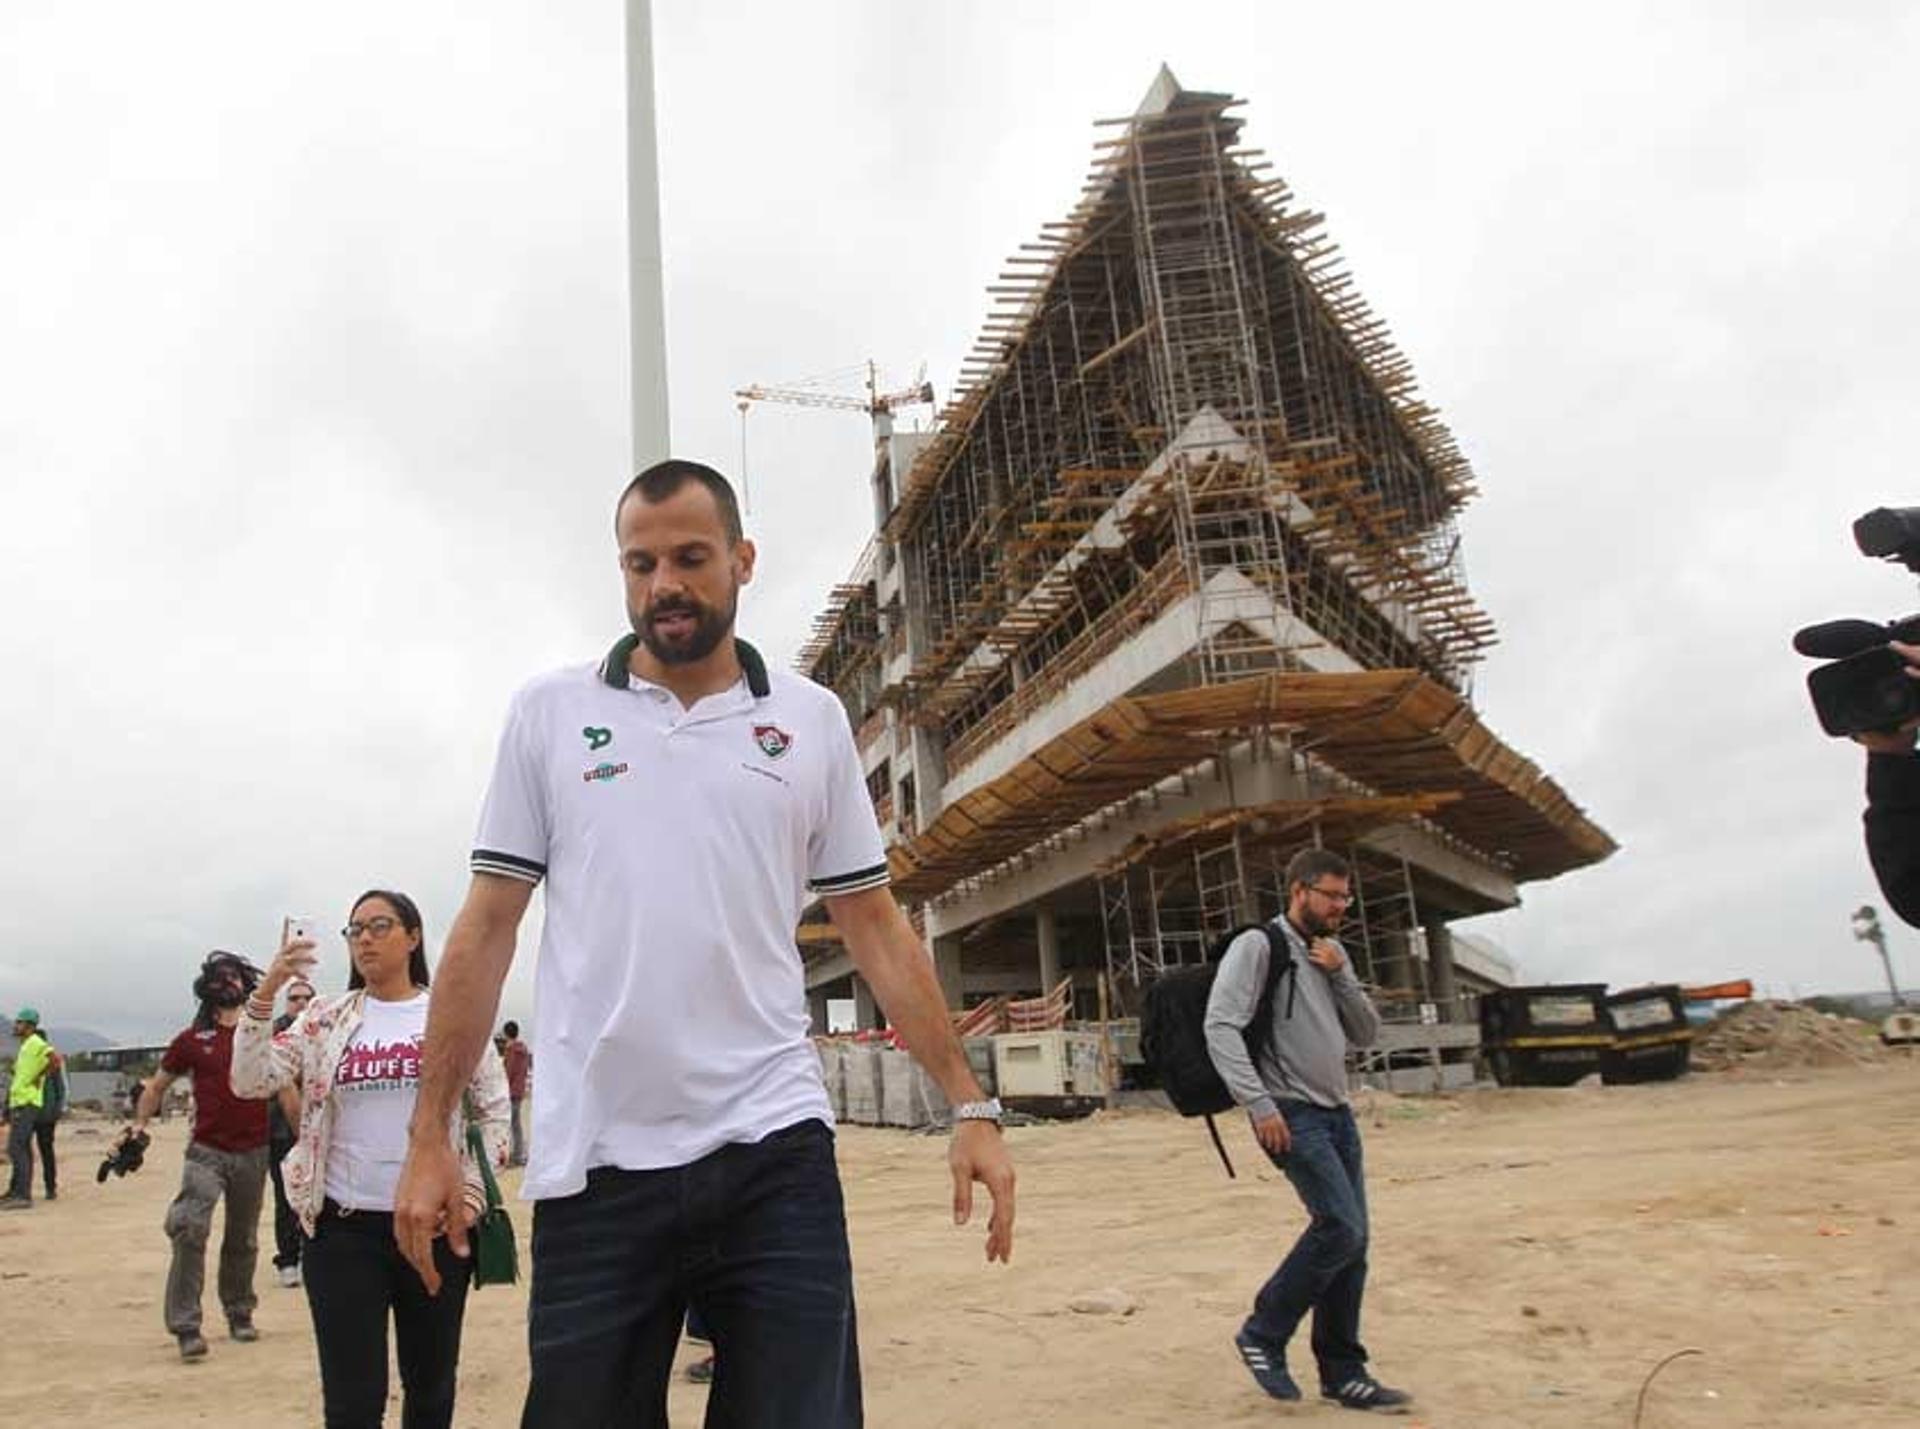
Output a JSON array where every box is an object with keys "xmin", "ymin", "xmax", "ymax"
[{"xmin": 232, "ymin": 890, "xmax": 509, "ymax": 1429}]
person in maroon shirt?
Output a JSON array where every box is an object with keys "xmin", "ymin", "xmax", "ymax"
[
  {"xmin": 126, "ymin": 951, "xmax": 273, "ymax": 1361},
  {"xmin": 498, "ymin": 1020, "xmax": 531, "ymax": 1166}
]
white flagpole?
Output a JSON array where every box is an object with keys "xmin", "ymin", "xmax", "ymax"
[{"xmin": 626, "ymin": 0, "xmax": 670, "ymax": 467}]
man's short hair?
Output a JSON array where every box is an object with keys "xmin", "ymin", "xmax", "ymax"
[
  {"xmin": 615, "ymin": 459, "xmax": 743, "ymax": 546},
  {"xmin": 502, "ymin": 1020, "xmax": 520, "ymax": 1039},
  {"xmin": 1285, "ymin": 847, "xmax": 1352, "ymax": 891}
]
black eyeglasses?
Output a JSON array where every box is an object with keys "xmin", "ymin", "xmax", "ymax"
[
  {"xmin": 1303, "ymin": 884, "xmax": 1355, "ymax": 907},
  {"xmin": 341, "ymin": 916, "xmax": 400, "ymax": 940}
]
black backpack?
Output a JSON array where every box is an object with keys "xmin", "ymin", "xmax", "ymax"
[
  {"xmin": 1140, "ymin": 919, "xmax": 1297, "ymax": 1177},
  {"xmin": 42, "ymin": 1061, "xmax": 68, "ymax": 1122}
]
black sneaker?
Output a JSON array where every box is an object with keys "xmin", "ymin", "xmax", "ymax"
[
  {"xmin": 1232, "ymin": 1329, "xmax": 1302, "ymax": 1401},
  {"xmin": 229, "ymin": 1319, "xmax": 259, "ymax": 1343},
  {"xmin": 1322, "ymin": 1374, "xmax": 1413, "ymax": 1413},
  {"xmin": 177, "ymin": 1333, "xmax": 209, "ymax": 1362}
]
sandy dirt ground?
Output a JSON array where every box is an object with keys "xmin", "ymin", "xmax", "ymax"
[{"xmin": 3, "ymin": 1062, "xmax": 1916, "ymax": 1427}]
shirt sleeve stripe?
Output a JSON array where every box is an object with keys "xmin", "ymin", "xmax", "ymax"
[
  {"xmin": 472, "ymin": 849, "xmax": 547, "ymax": 884},
  {"xmin": 809, "ymin": 863, "xmax": 891, "ymax": 895}
]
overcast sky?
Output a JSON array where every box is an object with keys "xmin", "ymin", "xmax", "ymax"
[{"xmin": 4, "ymin": 2, "xmax": 1919, "ymax": 1043}]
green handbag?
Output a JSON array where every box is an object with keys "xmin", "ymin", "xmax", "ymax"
[{"xmin": 465, "ymin": 1122, "xmax": 519, "ymax": 1289}]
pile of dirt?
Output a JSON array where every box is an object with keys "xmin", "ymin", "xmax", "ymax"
[{"xmin": 1692, "ymin": 1000, "xmax": 1887, "ymax": 1072}]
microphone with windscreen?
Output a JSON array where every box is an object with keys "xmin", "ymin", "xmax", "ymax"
[{"xmin": 1792, "ymin": 616, "xmax": 1920, "ymax": 659}]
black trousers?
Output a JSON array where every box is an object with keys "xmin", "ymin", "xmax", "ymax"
[
  {"xmin": 34, "ymin": 1114, "xmax": 54, "ymax": 1196},
  {"xmin": 303, "ymin": 1202, "xmax": 472, "ymax": 1429},
  {"xmin": 268, "ymin": 1137, "xmax": 302, "ymax": 1269}
]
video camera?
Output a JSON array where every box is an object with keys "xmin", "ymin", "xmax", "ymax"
[
  {"xmin": 97, "ymin": 1128, "xmax": 151, "ymax": 1184},
  {"xmin": 1795, "ymin": 508, "xmax": 1920, "ymax": 737}
]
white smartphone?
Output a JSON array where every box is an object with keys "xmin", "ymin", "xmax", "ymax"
[{"xmin": 282, "ymin": 915, "xmax": 325, "ymax": 983}]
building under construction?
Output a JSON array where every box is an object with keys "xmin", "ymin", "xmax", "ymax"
[{"xmin": 794, "ymin": 69, "xmax": 1615, "ymax": 1083}]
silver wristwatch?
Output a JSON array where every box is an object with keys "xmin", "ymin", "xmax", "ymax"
[{"xmin": 951, "ymin": 1097, "xmax": 1004, "ymax": 1125}]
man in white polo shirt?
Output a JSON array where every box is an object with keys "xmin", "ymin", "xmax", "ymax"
[{"xmin": 394, "ymin": 459, "xmax": 1015, "ymax": 1428}]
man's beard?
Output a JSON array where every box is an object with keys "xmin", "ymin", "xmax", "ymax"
[
  {"xmin": 633, "ymin": 586, "xmax": 737, "ymax": 666},
  {"xmin": 207, "ymin": 980, "xmax": 247, "ymax": 1009},
  {"xmin": 1296, "ymin": 904, "xmax": 1341, "ymax": 938}
]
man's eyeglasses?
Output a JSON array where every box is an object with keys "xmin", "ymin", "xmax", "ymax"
[
  {"xmin": 1302, "ymin": 883, "xmax": 1355, "ymax": 907},
  {"xmin": 341, "ymin": 916, "xmax": 400, "ymax": 940}
]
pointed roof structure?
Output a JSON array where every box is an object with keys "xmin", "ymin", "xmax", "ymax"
[
  {"xmin": 1134, "ymin": 62, "xmax": 1183, "ymax": 116},
  {"xmin": 811, "ymin": 71, "xmax": 1611, "ymax": 903}
]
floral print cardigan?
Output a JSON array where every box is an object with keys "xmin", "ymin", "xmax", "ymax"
[{"xmin": 230, "ymin": 988, "xmax": 510, "ymax": 1236}]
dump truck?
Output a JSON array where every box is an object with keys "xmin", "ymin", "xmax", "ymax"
[{"xmin": 1478, "ymin": 984, "xmax": 1612, "ymax": 1087}]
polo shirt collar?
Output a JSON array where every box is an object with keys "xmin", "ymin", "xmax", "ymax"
[{"xmin": 599, "ymin": 633, "xmax": 771, "ymax": 699}]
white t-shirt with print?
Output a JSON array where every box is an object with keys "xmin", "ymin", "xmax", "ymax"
[
  {"xmin": 470, "ymin": 639, "xmax": 889, "ymax": 1199},
  {"xmin": 324, "ymin": 991, "xmax": 430, "ymax": 1212}
]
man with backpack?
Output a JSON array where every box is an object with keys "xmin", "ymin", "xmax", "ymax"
[{"xmin": 1204, "ymin": 849, "xmax": 1411, "ymax": 1413}]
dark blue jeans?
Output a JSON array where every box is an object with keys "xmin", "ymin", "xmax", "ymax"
[
  {"xmin": 1246, "ymin": 1100, "xmax": 1370, "ymax": 1387},
  {"xmin": 5, "ymin": 1110, "xmax": 39, "ymax": 1200},
  {"xmin": 521, "ymin": 1118, "xmax": 860, "ymax": 1429}
]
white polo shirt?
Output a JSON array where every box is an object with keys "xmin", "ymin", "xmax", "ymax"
[{"xmin": 472, "ymin": 636, "xmax": 889, "ymax": 1199}]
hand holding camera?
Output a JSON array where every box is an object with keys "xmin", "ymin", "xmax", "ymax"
[
  {"xmin": 1796, "ymin": 509, "xmax": 1920, "ymax": 738},
  {"xmin": 1851, "ymin": 640, "xmax": 1920, "ymax": 753},
  {"xmin": 97, "ymin": 1126, "xmax": 151, "ymax": 1184}
]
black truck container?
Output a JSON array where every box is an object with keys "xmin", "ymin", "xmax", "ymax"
[
  {"xmin": 1479, "ymin": 984, "xmax": 1612, "ymax": 1086},
  {"xmin": 1600, "ymin": 984, "xmax": 1692, "ymax": 1084}
]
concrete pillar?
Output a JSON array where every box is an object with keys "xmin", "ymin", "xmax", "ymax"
[
  {"xmin": 932, "ymin": 934, "xmax": 964, "ymax": 1010},
  {"xmin": 1425, "ymin": 920, "xmax": 1459, "ymax": 1022},
  {"xmin": 1379, "ymin": 931, "xmax": 1417, "ymax": 993},
  {"xmin": 1036, "ymin": 907, "xmax": 1062, "ymax": 995},
  {"xmin": 910, "ymin": 724, "xmax": 947, "ymax": 821},
  {"xmin": 808, "ymin": 988, "xmax": 831, "ymax": 1036},
  {"xmin": 852, "ymin": 976, "xmax": 881, "ymax": 1032}
]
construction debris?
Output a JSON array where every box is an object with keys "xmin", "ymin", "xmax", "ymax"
[{"xmin": 1691, "ymin": 1002, "xmax": 1888, "ymax": 1073}]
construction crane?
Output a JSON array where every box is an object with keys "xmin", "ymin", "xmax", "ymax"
[{"xmin": 732, "ymin": 361, "xmax": 935, "ymax": 510}]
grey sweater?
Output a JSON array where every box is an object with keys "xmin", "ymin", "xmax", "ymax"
[{"xmin": 1202, "ymin": 918, "xmax": 1381, "ymax": 1122}]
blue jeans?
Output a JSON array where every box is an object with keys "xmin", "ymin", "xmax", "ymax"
[
  {"xmin": 1245, "ymin": 1101, "xmax": 1370, "ymax": 1386},
  {"xmin": 6, "ymin": 1109, "xmax": 39, "ymax": 1200},
  {"xmin": 521, "ymin": 1118, "xmax": 860, "ymax": 1428}
]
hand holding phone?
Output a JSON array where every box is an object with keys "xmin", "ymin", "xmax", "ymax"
[{"xmin": 275, "ymin": 916, "xmax": 325, "ymax": 989}]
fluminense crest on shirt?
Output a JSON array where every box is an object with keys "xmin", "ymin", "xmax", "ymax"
[
  {"xmin": 753, "ymin": 724, "xmax": 793, "ymax": 759},
  {"xmin": 582, "ymin": 725, "xmax": 613, "ymax": 751}
]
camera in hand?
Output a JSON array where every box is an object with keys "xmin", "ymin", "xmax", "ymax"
[
  {"xmin": 1796, "ymin": 507, "xmax": 1920, "ymax": 737},
  {"xmin": 97, "ymin": 1128, "xmax": 151, "ymax": 1184}
]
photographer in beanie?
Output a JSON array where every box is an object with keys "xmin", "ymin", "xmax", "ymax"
[{"xmin": 126, "ymin": 951, "xmax": 273, "ymax": 1361}]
